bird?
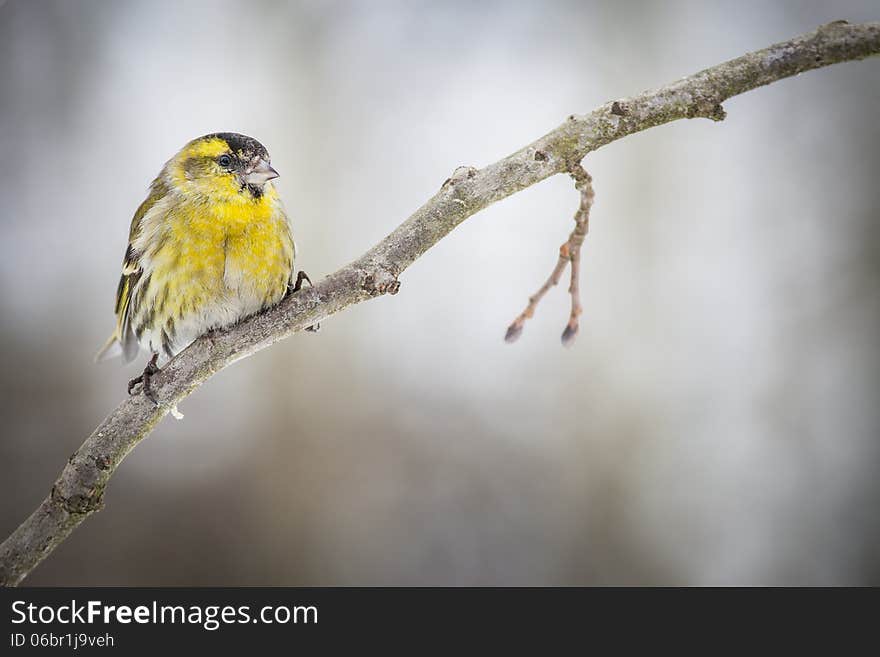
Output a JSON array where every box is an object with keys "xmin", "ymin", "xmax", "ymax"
[{"xmin": 96, "ymin": 132, "xmax": 308, "ymax": 404}]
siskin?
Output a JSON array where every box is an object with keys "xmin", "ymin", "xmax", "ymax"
[{"xmin": 96, "ymin": 132, "xmax": 308, "ymax": 404}]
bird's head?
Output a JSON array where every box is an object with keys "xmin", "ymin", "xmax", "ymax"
[{"xmin": 166, "ymin": 132, "xmax": 279, "ymax": 201}]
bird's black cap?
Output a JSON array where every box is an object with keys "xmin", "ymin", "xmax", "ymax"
[{"xmin": 199, "ymin": 132, "xmax": 269, "ymax": 160}]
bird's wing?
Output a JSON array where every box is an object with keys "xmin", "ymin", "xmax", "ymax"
[{"xmin": 113, "ymin": 179, "xmax": 167, "ymax": 362}]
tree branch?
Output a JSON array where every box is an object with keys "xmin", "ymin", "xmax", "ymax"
[{"xmin": 2, "ymin": 20, "xmax": 878, "ymax": 586}]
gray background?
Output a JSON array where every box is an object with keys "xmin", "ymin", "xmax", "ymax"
[{"xmin": 1, "ymin": 0, "xmax": 878, "ymax": 585}]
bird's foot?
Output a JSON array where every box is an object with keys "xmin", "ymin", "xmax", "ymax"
[
  {"xmin": 290, "ymin": 270, "xmax": 320, "ymax": 332},
  {"xmin": 128, "ymin": 352, "xmax": 160, "ymax": 406},
  {"xmin": 290, "ymin": 270, "xmax": 312, "ymax": 293}
]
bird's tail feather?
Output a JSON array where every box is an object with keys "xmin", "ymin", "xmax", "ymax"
[{"xmin": 94, "ymin": 332, "xmax": 123, "ymax": 363}]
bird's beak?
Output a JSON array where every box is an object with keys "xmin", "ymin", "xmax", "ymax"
[{"xmin": 245, "ymin": 159, "xmax": 279, "ymax": 185}]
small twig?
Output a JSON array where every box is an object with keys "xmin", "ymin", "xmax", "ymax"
[
  {"xmin": 563, "ymin": 165, "xmax": 595, "ymax": 345},
  {"xmin": 505, "ymin": 163, "xmax": 595, "ymax": 346},
  {"xmin": 503, "ymin": 245, "xmax": 570, "ymax": 343}
]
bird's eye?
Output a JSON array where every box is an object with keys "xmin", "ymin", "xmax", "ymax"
[{"xmin": 218, "ymin": 154, "xmax": 232, "ymax": 168}]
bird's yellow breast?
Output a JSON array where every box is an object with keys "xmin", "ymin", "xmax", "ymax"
[{"xmin": 133, "ymin": 185, "xmax": 294, "ymax": 355}]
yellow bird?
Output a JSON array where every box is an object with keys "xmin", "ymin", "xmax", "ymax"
[{"xmin": 96, "ymin": 133, "xmax": 306, "ymax": 403}]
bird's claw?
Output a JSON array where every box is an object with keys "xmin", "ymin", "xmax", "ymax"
[
  {"xmin": 291, "ymin": 270, "xmax": 313, "ymax": 293},
  {"xmin": 128, "ymin": 353, "xmax": 160, "ymax": 407}
]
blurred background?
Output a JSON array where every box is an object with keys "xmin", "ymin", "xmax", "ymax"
[{"xmin": 1, "ymin": 0, "xmax": 878, "ymax": 585}]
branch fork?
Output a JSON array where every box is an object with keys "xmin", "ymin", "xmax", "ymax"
[{"xmin": 505, "ymin": 163, "xmax": 595, "ymax": 346}]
